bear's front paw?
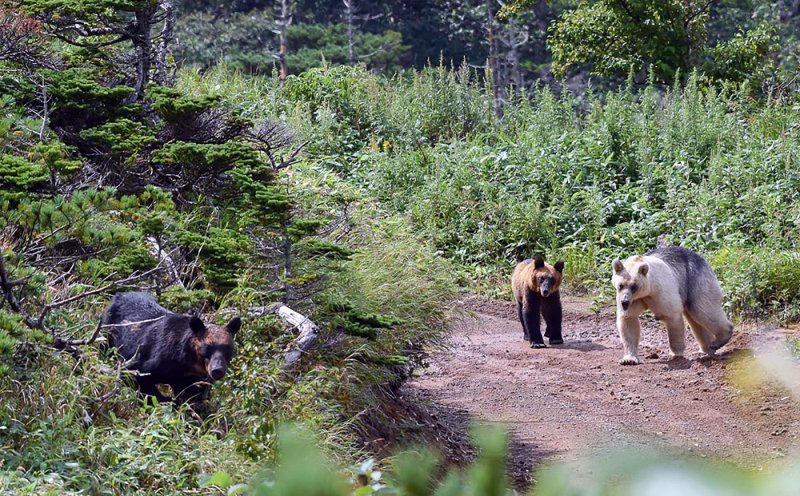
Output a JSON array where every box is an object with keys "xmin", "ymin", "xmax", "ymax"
[
  {"xmin": 619, "ymin": 354, "xmax": 640, "ymax": 365},
  {"xmin": 531, "ymin": 343, "xmax": 547, "ymax": 349},
  {"xmin": 548, "ymin": 338, "xmax": 564, "ymax": 345}
]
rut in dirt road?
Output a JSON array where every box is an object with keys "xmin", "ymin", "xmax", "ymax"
[{"xmin": 411, "ymin": 296, "xmax": 800, "ymax": 486}]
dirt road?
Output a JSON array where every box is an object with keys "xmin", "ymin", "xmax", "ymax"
[{"xmin": 410, "ymin": 296, "xmax": 800, "ymax": 487}]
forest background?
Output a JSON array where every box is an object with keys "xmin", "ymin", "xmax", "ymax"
[{"xmin": 2, "ymin": 0, "xmax": 800, "ymax": 494}]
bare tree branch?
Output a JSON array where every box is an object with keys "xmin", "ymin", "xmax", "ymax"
[
  {"xmin": 0, "ymin": 4, "xmax": 60, "ymax": 69},
  {"xmin": 37, "ymin": 264, "xmax": 164, "ymax": 326},
  {"xmin": 67, "ymin": 315, "xmax": 165, "ymax": 347},
  {"xmin": 96, "ymin": 346, "xmax": 142, "ymax": 408},
  {"xmin": 2, "ymin": 247, "xmax": 164, "ymax": 336}
]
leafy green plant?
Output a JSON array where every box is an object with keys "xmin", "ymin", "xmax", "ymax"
[{"xmin": 244, "ymin": 63, "xmax": 800, "ymax": 317}]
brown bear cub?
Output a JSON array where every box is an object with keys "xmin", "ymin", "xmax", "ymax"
[
  {"xmin": 511, "ymin": 257, "xmax": 565, "ymax": 348},
  {"xmin": 101, "ymin": 292, "xmax": 241, "ymax": 403}
]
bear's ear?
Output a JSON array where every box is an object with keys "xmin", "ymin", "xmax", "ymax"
[
  {"xmin": 638, "ymin": 263, "xmax": 649, "ymax": 277},
  {"xmin": 189, "ymin": 316, "xmax": 206, "ymax": 336},
  {"xmin": 553, "ymin": 260, "xmax": 565, "ymax": 273},
  {"xmin": 612, "ymin": 259, "xmax": 624, "ymax": 274},
  {"xmin": 534, "ymin": 256, "xmax": 545, "ymax": 269},
  {"xmin": 226, "ymin": 316, "xmax": 242, "ymax": 335}
]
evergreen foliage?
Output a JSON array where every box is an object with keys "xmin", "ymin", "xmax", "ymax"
[
  {"xmin": 1, "ymin": 6, "xmax": 455, "ymax": 494},
  {"xmin": 0, "ymin": 154, "xmax": 48, "ymax": 197}
]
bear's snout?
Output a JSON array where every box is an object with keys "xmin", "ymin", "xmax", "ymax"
[
  {"xmin": 207, "ymin": 354, "xmax": 229, "ymax": 381},
  {"xmin": 210, "ymin": 366, "xmax": 226, "ymax": 381},
  {"xmin": 621, "ymin": 299, "xmax": 631, "ymax": 310}
]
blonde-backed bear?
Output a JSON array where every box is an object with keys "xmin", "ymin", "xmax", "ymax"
[
  {"xmin": 511, "ymin": 257, "xmax": 564, "ymax": 348},
  {"xmin": 611, "ymin": 246, "xmax": 733, "ymax": 365}
]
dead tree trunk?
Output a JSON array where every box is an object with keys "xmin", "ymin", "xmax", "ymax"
[
  {"xmin": 343, "ymin": 0, "xmax": 356, "ymax": 65},
  {"xmin": 277, "ymin": 0, "xmax": 291, "ymax": 86},
  {"xmin": 154, "ymin": 0, "xmax": 175, "ymax": 85},
  {"xmin": 508, "ymin": 18, "xmax": 521, "ymax": 97},
  {"xmin": 269, "ymin": 303, "xmax": 320, "ymax": 367},
  {"xmin": 504, "ymin": 17, "xmax": 528, "ymax": 100},
  {"xmin": 486, "ymin": 0, "xmax": 502, "ymax": 118},
  {"xmin": 132, "ymin": 4, "xmax": 157, "ymax": 100}
]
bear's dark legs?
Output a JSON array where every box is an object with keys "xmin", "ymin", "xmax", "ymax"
[
  {"xmin": 522, "ymin": 291, "xmax": 546, "ymax": 348},
  {"xmin": 172, "ymin": 378, "xmax": 211, "ymax": 404},
  {"xmin": 542, "ymin": 293, "xmax": 563, "ymax": 344},
  {"xmin": 137, "ymin": 379, "xmax": 170, "ymax": 403},
  {"xmin": 517, "ymin": 303, "xmax": 529, "ymax": 341},
  {"xmin": 137, "ymin": 377, "xmax": 210, "ymax": 405}
]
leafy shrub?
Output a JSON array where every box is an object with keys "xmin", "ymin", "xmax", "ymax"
[
  {"xmin": 186, "ymin": 423, "xmax": 800, "ymax": 496},
  {"xmin": 712, "ymin": 247, "xmax": 800, "ymax": 322},
  {"xmin": 251, "ymin": 64, "xmax": 800, "ymax": 318}
]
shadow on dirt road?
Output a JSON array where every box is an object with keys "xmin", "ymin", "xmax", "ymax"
[{"xmin": 410, "ymin": 295, "xmax": 800, "ymax": 489}]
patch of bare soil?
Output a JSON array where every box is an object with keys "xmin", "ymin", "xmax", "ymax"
[{"xmin": 410, "ymin": 295, "xmax": 800, "ymax": 489}]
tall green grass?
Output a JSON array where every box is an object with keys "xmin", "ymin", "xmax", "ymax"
[
  {"xmin": 2, "ymin": 57, "xmax": 799, "ymax": 494},
  {"xmin": 186, "ymin": 64, "xmax": 800, "ymax": 319}
]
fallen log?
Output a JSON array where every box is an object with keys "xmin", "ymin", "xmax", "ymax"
[{"xmin": 268, "ymin": 303, "xmax": 320, "ymax": 367}]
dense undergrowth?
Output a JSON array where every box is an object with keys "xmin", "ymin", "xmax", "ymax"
[
  {"xmin": 6, "ymin": 59, "xmax": 799, "ymax": 491},
  {"xmin": 3, "ymin": 2, "xmax": 800, "ymax": 492},
  {"xmin": 187, "ymin": 64, "xmax": 800, "ymax": 320},
  {"xmin": 0, "ymin": 173, "xmax": 456, "ymax": 494},
  {"xmin": 4, "ymin": 56, "xmax": 800, "ymax": 492},
  {"xmin": 0, "ymin": 3, "xmax": 457, "ymax": 491}
]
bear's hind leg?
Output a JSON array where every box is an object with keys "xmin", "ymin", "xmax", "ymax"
[
  {"xmin": 683, "ymin": 312, "xmax": 712, "ymax": 355},
  {"xmin": 665, "ymin": 316, "xmax": 687, "ymax": 359},
  {"xmin": 706, "ymin": 306, "xmax": 733, "ymax": 352},
  {"xmin": 517, "ymin": 303, "xmax": 529, "ymax": 342},
  {"xmin": 687, "ymin": 307, "xmax": 732, "ymax": 356},
  {"xmin": 709, "ymin": 320, "xmax": 734, "ymax": 353}
]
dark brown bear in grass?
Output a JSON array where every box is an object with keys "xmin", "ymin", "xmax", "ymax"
[
  {"xmin": 511, "ymin": 257, "xmax": 564, "ymax": 348},
  {"xmin": 101, "ymin": 292, "xmax": 241, "ymax": 403}
]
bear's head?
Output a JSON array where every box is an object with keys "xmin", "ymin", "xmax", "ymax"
[
  {"xmin": 189, "ymin": 316, "xmax": 241, "ymax": 381},
  {"xmin": 611, "ymin": 257, "xmax": 649, "ymax": 314},
  {"xmin": 532, "ymin": 257, "xmax": 565, "ymax": 297}
]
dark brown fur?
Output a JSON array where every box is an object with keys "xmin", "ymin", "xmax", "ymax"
[{"xmin": 101, "ymin": 292, "xmax": 241, "ymax": 403}]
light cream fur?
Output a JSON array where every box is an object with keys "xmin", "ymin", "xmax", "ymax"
[{"xmin": 611, "ymin": 255, "xmax": 732, "ymax": 365}]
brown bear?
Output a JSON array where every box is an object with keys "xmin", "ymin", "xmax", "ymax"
[
  {"xmin": 511, "ymin": 257, "xmax": 565, "ymax": 348},
  {"xmin": 101, "ymin": 291, "xmax": 241, "ymax": 403}
]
